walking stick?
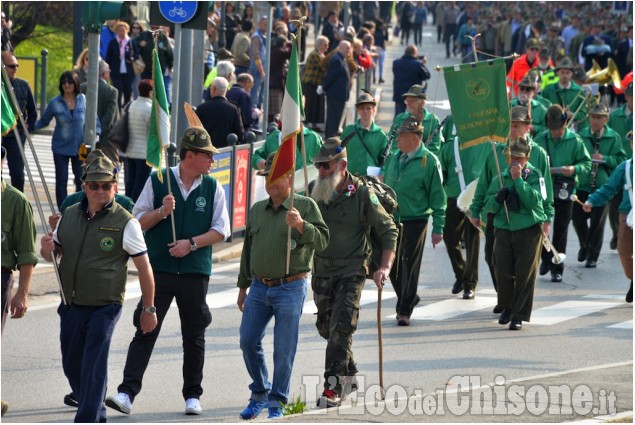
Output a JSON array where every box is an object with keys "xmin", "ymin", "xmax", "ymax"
[{"xmin": 377, "ymin": 285, "xmax": 385, "ymax": 400}]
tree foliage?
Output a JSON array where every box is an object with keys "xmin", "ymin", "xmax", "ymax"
[{"xmin": 2, "ymin": 2, "xmax": 74, "ymax": 48}]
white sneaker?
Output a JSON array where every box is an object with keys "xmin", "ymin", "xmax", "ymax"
[
  {"xmin": 105, "ymin": 392, "xmax": 132, "ymax": 414},
  {"xmin": 185, "ymin": 398, "xmax": 202, "ymax": 415}
]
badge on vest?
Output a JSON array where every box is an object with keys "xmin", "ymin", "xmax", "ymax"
[
  {"xmin": 99, "ymin": 226, "xmax": 121, "ymax": 233},
  {"xmin": 195, "ymin": 196, "xmax": 207, "ymax": 212},
  {"xmin": 100, "ymin": 237, "xmax": 115, "ymax": 252}
]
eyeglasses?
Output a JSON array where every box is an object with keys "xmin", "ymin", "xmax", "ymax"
[
  {"xmin": 87, "ymin": 182, "xmax": 113, "ymax": 191},
  {"xmin": 315, "ymin": 160, "xmax": 336, "ymax": 170},
  {"xmin": 4, "ymin": 64, "xmax": 18, "ymax": 69},
  {"xmin": 193, "ymin": 150, "xmax": 214, "ymax": 160}
]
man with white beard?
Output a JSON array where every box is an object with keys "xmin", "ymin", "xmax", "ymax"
[
  {"xmin": 510, "ymin": 74, "xmax": 549, "ymax": 136},
  {"xmin": 309, "ymin": 138, "xmax": 397, "ymax": 408}
]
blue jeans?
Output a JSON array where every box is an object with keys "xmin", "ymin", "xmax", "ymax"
[
  {"xmin": 250, "ymin": 70, "xmax": 265, "ymax": 109},
  {"xmin": 239, "ymin": 278, "xmax": 307, "ymax": 407},
  {"xmin": 53, "ymin": 153, "xmax": 83, "ymax": 209}
]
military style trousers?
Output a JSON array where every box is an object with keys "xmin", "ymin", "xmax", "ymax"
[
  {"xmin": 571, "ymin": 190, "xmax": 609, "ymax": 263},
  {"xmin": 484, "ymin": 213, "xmax": 497, "ymax": 290},
  {"xmin": 390, "ymin": 219, "xmax": 428, "ymax": 317},
  {"xmin": 494, "ymin": 224, "xmax": 543, "ymax": 322},
  {"xmin": 312, "ymin": 271, "xmax": 365, "ymax": 391},
  {"xmin": 443, "ymin": 198, "xmax": 480, "ymax": 291}
]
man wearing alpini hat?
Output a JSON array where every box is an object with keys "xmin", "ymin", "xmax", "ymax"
[
  {"xmin": 387, "ymin": 84, "xmax": 443, "ymax": 156},
  {"xmin": 540, "ymin": 56, "xmax": 589, "ymax": 130},
  {"xmin": 383, "ymin": 117, "xmax": 446, "ymax": 326},
  {"xmin": 237, "ymin": 153, "xmax": 329, "ymax": 420},
  {"xmin": 310, "ymin": 137, "xmax": 397, "ymax": 408},
  {"xmin": 40, "ymin": 150, "xmax": 158, "ymax": 422},
  {"xmin": 572, "ymin": 103, "xmax": 625, "ymax": 268},
  {"xmin": 106, "ymin": 126, "xmax": 230, "ymax": 416},
  {"xmin": 339, "ymin": 91, "xmax": 388, "ymax": 176},
  {"xmin": 485, "ymin": 136, "xmax": 547, "ymax": 331}
]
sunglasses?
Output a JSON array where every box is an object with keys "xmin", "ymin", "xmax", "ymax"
[
  {"xmin": 5, "ymin": 64, "xmax": 18, "ymax": 69},
  {"xmin": 193, "ymin": 150, "xmax": 214, "ymax": 160},
  {"xmin": 315, "ymin": 160, "xmax": 336, "ymax": 170},
  {"xmin": 528, "ymin": 47, "xmax": 540, "ymax": 51},
  {"xmin": 519, "ymin": 86, "xmax": 533, "ymax": 92},
  {"xmin": 87, "ymin": 182, "xmax": 113, "ymax": 191},
  {"xmin": 62, "ymin": 79, "xmax": 75, "ymax": 85}
]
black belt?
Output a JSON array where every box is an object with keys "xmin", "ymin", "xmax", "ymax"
[{"xmin": 255, "ymin": 272, "xmax": 308, "ymax": 287}]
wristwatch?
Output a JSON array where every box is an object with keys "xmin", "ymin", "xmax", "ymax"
[
  {"xmin": 189, "ymin": 237, "xmax": 198, "ymax": 252},
  {"xmin": 143, "ymin": 306, "xmax": 157, "ymax": 314}
]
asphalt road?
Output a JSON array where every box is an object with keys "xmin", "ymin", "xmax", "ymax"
[{"xmin": 2, "ymin": 21, "xmax": 632, "ymax": 424}]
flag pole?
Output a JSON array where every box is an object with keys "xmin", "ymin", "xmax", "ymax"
[
  {"xmin": 295, "ymin": 17, "xmax": 310, "ymax": 195},
  {"xmin": 1, "ymin": 67, "xmax": 66, "ymax": 305},
  {"xmin": 163, "ymin": 147, "xmax": 177, "ymax": 245}
]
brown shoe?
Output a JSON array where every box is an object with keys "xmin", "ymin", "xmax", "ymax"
[
  {"xmin": 1, "ymin": 400, "xmax": 8, "ymax": 417},
  {"xmin": 397, "ymin": 314, "xmax": 410, "ymax": 326}
]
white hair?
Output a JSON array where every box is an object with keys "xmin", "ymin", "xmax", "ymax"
[
  {"xmin": 212, "ymin": 77, "xmax": 229, "ymax": 95},
  {"xmin": 216, "ymin": 60, "xmax": 235, "ymax": 80}
]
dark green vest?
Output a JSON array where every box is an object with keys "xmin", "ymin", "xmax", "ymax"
[
  {"xmin": 57, "ymin": 201, "xmax": 133, "ymax": 306},
  {"xmin": 146, "ymin": 170, "xmax": 217, "ymax": 275}
]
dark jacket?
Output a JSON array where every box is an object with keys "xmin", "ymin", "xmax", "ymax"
[
  {"xmin": 322, "ymin": 52, "xmax": 351, "ymax": 102},
  {"xmin": 392, "ymin": 55, "xmax": 430, "ymax": 101},
  {"xmin": 196, "ymin": 96, "xmax": 245, "ymax": 147},
  {"xmin": 105, "ymin": 37, "xmax": 138, "ymax": 78},
  {"xmin": 3, "ymin": 77, "xmax": 36, "ymax": 139},
  {"xmin": 226, "ymin": 84, "xmax": 256, "ymax": 131}
]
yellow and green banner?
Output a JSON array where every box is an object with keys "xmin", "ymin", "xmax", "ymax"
[{"xmin": 444, "ymin": 59, "xmax": 510, "ymax": 148}]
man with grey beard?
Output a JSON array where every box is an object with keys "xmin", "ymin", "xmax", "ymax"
[{"xmin": 309, "ymin": 137, "xmax": 398, "ymax": 409}]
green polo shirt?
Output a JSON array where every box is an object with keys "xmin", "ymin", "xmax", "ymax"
[{"xmin": 238, "ymin": 193, "xmax": 329, "ymax": 288}]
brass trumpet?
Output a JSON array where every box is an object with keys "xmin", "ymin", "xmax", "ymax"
[
  {"xmin": 542, "ymin": 234, "xmax": 566, "ymax": 264},
  {"xmin": 586, "ymin": 58, "xmax": 622, "ymax": 91}
]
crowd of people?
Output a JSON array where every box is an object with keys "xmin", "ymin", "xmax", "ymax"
[{"xmin": 1, "ymin": 0, "xmax": 633, "ymax": 422}]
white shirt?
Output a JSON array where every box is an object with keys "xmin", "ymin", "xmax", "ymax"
[{"xmin": 133, "ymin": 165, "xmax": 231, "ymax": 239}]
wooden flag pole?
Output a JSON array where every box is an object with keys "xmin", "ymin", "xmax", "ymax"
[{"xmin": 163, "ymin": 146, "xmax": 177, "ymax": 245}]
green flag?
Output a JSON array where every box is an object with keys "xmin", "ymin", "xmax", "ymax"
[
  {"xmin": 1, "ymin": 80, "xmax": 17, "ymax": 136},
  {"xmin": 444, "ymin": 59, "xmax": 510, "ymax": 149},
  {"xmin": 147, "ymin": 49, "xmax": 170, "ymax": 182}
]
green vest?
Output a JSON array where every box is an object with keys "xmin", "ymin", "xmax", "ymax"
[
  {"xmin": 146, "ymin": 170, "xmax": 217, "ymax": 275},
  {"xmin": 57, "ymin": 200, "xmax": 133, "ymax": 306}
]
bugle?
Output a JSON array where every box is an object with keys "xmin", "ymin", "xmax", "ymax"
[
  {"xmin": 542, "ymin": 234, "xmax": 566, "ymax": 264},
  {"xmin": 565, "ymin": 86, "xmax": 599, "ymax": 128}
]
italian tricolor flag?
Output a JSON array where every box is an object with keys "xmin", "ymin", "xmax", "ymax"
[
  {"xmin": 147, "ymin": 48, "xmax": 171, "ymax": 182},
  {"xmin": 266, "ymin": 39, "xmax": 304, "ymax": 188}
]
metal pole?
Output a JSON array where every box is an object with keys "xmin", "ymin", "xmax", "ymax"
[
  {"xmin": 191, "ymin": 28, "xmax": 205, "ymax": 106},
  {"xmin": 72, "ymin": 3, "xmax": 84, "ymax": 64},
  {"xmin": 84, "ymin": 33, "xmax": 100, "ymax": 147},
  {"xmin": 177, "ymin": 27, "xmax": 193, "ymax": 142},
  {"xmin": 262, "ymin": 5, "xmax": 274, "ymax": 128},
  {"xmin": 218, "ymin": 1, "xmax": 226, "ymax": 49},
  {"xmin": 39, "ymin": 49, "xmax": 48, "ymax": 113},
  {"xmin": 170, "ymin": 25, "xmax": 182, "ymax": 150}
]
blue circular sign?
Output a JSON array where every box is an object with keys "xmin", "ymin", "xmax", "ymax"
[{"xmin": 159, "ymin": 1, "xmax": 198, "ymax": 24}]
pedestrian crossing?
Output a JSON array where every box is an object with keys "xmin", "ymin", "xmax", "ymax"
[{"xmin": 114, "ymin": 261, "xmax": 632, "ymax": 330}]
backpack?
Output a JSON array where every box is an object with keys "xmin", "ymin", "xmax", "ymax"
[{"xmin": 356, "ymin": 175, "xmax": 402, "ymax": 279}]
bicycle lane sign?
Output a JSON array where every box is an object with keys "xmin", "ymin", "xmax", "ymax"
[{"xmin": 158, "ymin": 1, "xmax": 198, "ymax": 24}]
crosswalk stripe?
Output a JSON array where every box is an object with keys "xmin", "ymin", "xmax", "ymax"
[
  {"xmin": 530, "ymin": 300, "xmax": 621, "ymax": 325},
  {"xmin": 582, "ymin": 294, "xmax": 625, "ymax": 300},
  {"xmin": 607, "ymin": 320, "xmax": 633, "ymax": 329},
  {"xmin": 406, "ymin": 297, "xmax": 498, "ymax": 321}
]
